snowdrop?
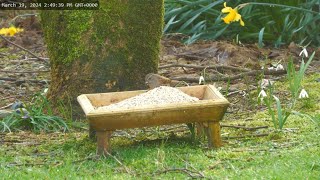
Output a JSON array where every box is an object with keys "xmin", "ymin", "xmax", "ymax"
[
  {"xmin": 258, "ymin": 89, "xmax": 267, "ymax": 101},
  {"xmin": 267, "ymin": 64, "xmax": 284, "ymax": 71},
  {"xmin": 260, "ymin": 79, "xmax": 273, "ymax": 89},
  {"xmin": 298, "ymin": 89, "xmax": 309, "ymax": 99},
  {"xmin": 299, "ymin": 47, "xmax": 308, "ymax": 58},
  {"xmin": 267, "ymin": 67, "xmax": 275, "ymax": 70},
  {"xmin": 199, "ymin": 76, "xmax": 205, "ymax": 84},
  {"xmin": 276, "ymin": 64, "xmax": 284, "ymax": 71},
  {"xmin": 41, "ymin": 88, "xmax": 48, "ymax": 96}
]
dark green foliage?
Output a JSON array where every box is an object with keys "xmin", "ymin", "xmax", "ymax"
[
  {"xmin": 164, "ymin": 0, "xmax": 225, "ymax": 44},
  {"xmin": 164, "ymin": 0, "xmax": 320, "ymax": 46}
]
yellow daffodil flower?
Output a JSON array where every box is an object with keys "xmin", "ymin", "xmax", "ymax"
[
  {"xmin": 221, "ymin": 2, "xmax": 245, "ymax": 26},
  {"xmin": 0, "ymin": 26, "xmax": 23, "ymax": 36},
  {"xmin": 0, "ymin": 28, "xmax": 7, "ymax": 35}
]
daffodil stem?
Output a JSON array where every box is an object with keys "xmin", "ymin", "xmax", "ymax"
[{"xmin": 238, "ymin": 2, "xmax": 319, "ymax": 14}]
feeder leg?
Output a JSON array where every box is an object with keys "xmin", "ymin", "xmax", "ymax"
[
  {"xmin": 196, "ymin": 122, "xmax": 205, "ymax": 138},
  {"xmin": 207, "ymin": 121, "xmax": 222, "ymax": 148},
  {"xmin": 96, "ymin": 131, "xmax": 112, "ymax": 155},
  {"xmin": 89, "ymin": 124, "xmax": 96, "ymax": 140}
]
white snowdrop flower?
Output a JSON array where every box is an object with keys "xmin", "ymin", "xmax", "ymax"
[
  {"xmin": 199, "ymin": 76, "xmax": 205, "ymax": 84},
  {"xmin": 260, "ymin": 79, "xmax": 269, "ymax": 88},
  {"xmin": 273, "ymin": 95, "xmax": 279, "ymax": 101},
  {"xmin": 41, "ymin": 88, "xmax": 48, "ymax": 96},
  {"xmin": 298, "ymin": 89, "xmax": 309, "ymax": 99},
  {"xmin": 242, "ymin": 91, "xmax": 247, "ymax": 97},
  {"xmin": 276, "ymin": 64, "xmax": 284, "ymax": 71},
  {"xmin": 268, "ymin": 67, "xmax": 275, "ymax": 70},
  {"xmin": 258, "ymin": 89, "xmax": 267, "ymax": 101},
  {"xmin": 299, "ymin": 47, "xmax": 308, "ymax": 58},
  {"xmin": 260, "ymin": 79, "xmax": 273, "ymax": 89}
]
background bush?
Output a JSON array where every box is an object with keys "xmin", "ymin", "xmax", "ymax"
[{"xmin": 164, "ymin": 0, "xmax": 320, "ymax": 47}]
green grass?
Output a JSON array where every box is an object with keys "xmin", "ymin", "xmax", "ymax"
[
  {"xmin": 0, "ymin": 125, "xmax": 319, "ymax": 179},
  {"xmin": 0, "ymin": 74, "xmax": 319, "ymax": 179}
]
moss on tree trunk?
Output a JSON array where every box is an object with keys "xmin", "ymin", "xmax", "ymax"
[{"xmin": 40, "ymin": 0, "xmax": 164, "ymax": 118}]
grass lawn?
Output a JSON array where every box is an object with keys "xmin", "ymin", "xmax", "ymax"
[{"xmin": 1, "ymin": 74, "xmax": 319, "ymax": 179}]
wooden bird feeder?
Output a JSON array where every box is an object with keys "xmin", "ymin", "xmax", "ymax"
[{"xmin": 77, "ymin": 85, "xmax": 229, "ymax": 155}]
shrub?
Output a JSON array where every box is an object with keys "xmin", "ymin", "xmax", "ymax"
[{"xmin": 164, "ymin": 0, "xmax": 320, "ymax": 46}]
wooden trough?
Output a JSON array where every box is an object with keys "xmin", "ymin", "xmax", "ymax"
[{"xmin": 77, "ymin": 85, "xmax": 229, "ymax": 155}]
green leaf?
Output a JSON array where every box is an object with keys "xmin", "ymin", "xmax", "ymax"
[
  {"xmin": 273, "ymin": 95, "xmax": 283, "ymax": 129},
  {"xmin": 164, "ymin": 15, "xmax": 179, "ymax": 32},
  {"xmin": 258, "ymin": 27, "xmax": 265, "ymax": 48}
]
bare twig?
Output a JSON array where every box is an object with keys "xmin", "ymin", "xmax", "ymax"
[
  {"xmin": 10, "ymin": 13, "xmax": 39, "ymax": 23},
  {"xmin": 171, "ymin": 69, "xmax": 286, "ymax": 82},
  {"xmin": 0, "ymin": 96, "xmax": 20, "ymax": 101},
  {"xmin": 224, "ymin": 133, "xmax": 269, "ymax": 139},
  {"xmin": 159, "ymin": 64, "xmax": 250, "ymax": 72},
  {"xmin": 172, "ymin": 47, "xmax": 218, "ymax": 60},
  {"xmin": 152, "ymin": 167, "xmax": 206, "ymax": 179},
  {"xmin": 0, "ymin": 35, "xmax": 48, "ymax": 63},
  {"xmin": 175, "ymin": 155, "xmax": 208, "ymax": 179},
  {"xmin": 5, "ymin": 161, "xmax": 62, "ymax": 167},
  {"xmin": 208, "ymin": 160, "xmax": 223, "ymax": 170},
  {"xmin": 14, "ymin": 142, "xmax": 41, "ymax": 146},
  {"xmin": 226, "ymin": 90, "xmax": 244, "ymax": 97},
  {"xmin": 0, "ymin": 139, "xmax": 23, "ymax": 143},
  {"xmin": 6, "ymin": 162, "xmax": 48, "ymax": 167},
  {"xmin": 0, "ymin": 70, "xmax": 49, "ymax": 74},
  {"xmin": 221, "ymin": 125, "xmax": 269, "ymax": 131},
  {"xmin": 0, "ymin": 103, "xmax": 14, "ymax": 110},
  {"xmin": 0, "ymin": 77, "xmax": 50, "ymax": 84},
  {"xmin": 10, "ymin": 57, "xmax": 50, "ymax": 63},
  {"xmin": 72, "ymin": 155, "xmax": 100, "ymax": 164},
  {"xmin": 106, "ymin": 152, "xmax": 134, "ymax": 175}
]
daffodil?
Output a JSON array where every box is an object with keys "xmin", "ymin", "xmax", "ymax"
[
  {"xmin": 0, "ymin": 26, "xmax": 23, "ymax": 36},
  {"xmin": 0, "ymin": 28, "xmax": 6, "ymax": 35},
  {"xmin": 221, "ymin": 2, "xmax": 245, "ymax": 26}
]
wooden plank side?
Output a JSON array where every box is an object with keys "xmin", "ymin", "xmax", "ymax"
[
  {"xmin": 203, "ymin": 85, "xmax": 229, "ymax": 103},
  {"xmin": 177, "ymin": 85, "xmax": 206, "ymax": 100},
  {"xmin": 85, "ymin": 85, "xmax": 207, "ymax": 108},
  {"xmin": 91, "ymin": 99, "xmax": 229, "ymax": 115},
  {"xmin": 77, "ymin": 94, "xmax": 95, "ymax": 115},
  {"xmin": 88, "ymin": 103, "xmax": 229, "ymax": 130},
  {"xmin": 86, "ymin": 89, "xmax": 147, "ymax": 107}
]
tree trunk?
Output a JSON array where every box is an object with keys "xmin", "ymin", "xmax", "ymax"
[{"xmin": 40, "ymin": 0, "xmax": 164, "ymax": 119}]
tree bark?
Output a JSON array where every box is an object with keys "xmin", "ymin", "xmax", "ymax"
[{"xmin": 40, "ymin": 0, "xmax": 164, "ymax": 119}]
